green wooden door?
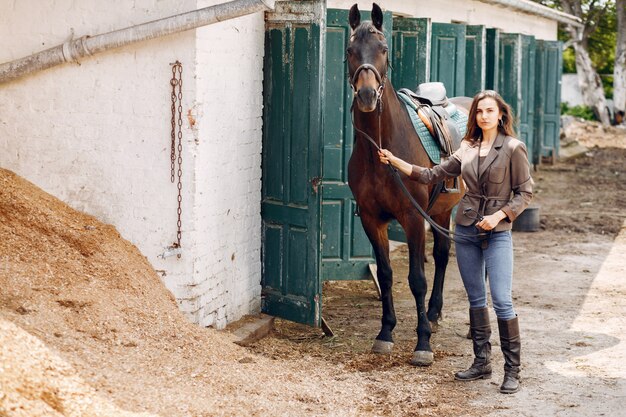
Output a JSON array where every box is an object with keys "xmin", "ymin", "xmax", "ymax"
[
  {"xmin": 430, "ymin": 23, "xmax": 466, "ymax": 97},
  {"xmin": 535, "ymin": 40, "xmax": 563, "ymax": 162},
  {"xmin": 485, "ymin": 28, "xmax": 500, "ymax": 91},
  {"xmin": 392, "ymin": 17, "xmax": 430, "ymax": 90},
  {"xmin": 387, "ymin": 16, "xmax": 431, "ymax": 243},
  {"xmin": 261, "ymin": 9, "xmax": 324, "ymax": 326},
  {"xmin": 499, "ymin": 33, "xmax": 535, "ymax": 159},
  {"xmin": 322, "ymin": 9, "xmax": 392, "ymax": 281},
  {"xmin": 465, "ymin": 25, "xmax": 486, "ymax": 97},
  {"xmin": 498, "ymin": 33, "xmax": 519, "ymax": 114},
  {"xmin": 520, "ymin": 35, "xmax": 536, "ymax": 161}
]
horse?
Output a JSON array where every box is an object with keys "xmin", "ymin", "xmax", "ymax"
[{"xmin": 346, "ymin": 3, "xmax": 470, "ymax": 366}]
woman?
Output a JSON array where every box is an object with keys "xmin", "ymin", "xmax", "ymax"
[{"xmin": 378, "ymin": 90, "xmax": 532, "ymax": 394}]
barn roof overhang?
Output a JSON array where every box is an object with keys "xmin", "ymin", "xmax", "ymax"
[{"xmin": 478, "ymin": 0, "xmax": 584, "ymax": 28}]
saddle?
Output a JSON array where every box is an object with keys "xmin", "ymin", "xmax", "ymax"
[
  {"xmin": 398, "ymin": 82, "xmax": 464, "ymax": 195},
  {"xmin": 398, "ymin": 82, "xmax": 462, "ymax": 157}
]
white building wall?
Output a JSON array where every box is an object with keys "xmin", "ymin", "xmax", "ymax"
[
  {"xmin": 0, "ymin": 0, "xmax": 265, "ymax": 329},
  {"xmin": 561, "ymin": 73, "xmax": 584, "ymax": 106},
  {"xmin": 192, "ymin": 3, "xmax": 265, "ymax": 327},
  {"xmin": 329, "ymin": 0, "xmax": 558, "ymax": 40}
]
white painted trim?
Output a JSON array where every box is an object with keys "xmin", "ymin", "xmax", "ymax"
[{"xmin": 477, "ymin": 0, "xmax": 583, "ymax": 28}]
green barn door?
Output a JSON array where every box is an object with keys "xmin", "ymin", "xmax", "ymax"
[
  {"xmin": 486, "ymin": 28, "xmax": 500, "ymax": 91},
  {"xmin": 261, "ymin": 4, "xmax": 325, "ymax": 326},
  {"xmin": 499, "ymin": 33, "xmax": 536, "ymax": 160},
  {"xmin": 387, "ymin": 16, "xmax": 431, "ymax": 243},
  {"xmin": 392, "ymin": 17, "xmax": 430, "ymax": 90},
  {"xmin": 322, "ymin": 9, "xmax": 392, "ymax": 281},
  {"xmin": 520, "ymin": 35, "xmax": 536, "ymax": 162},
  {"xmin": 498, "ymin": 33, "xmax": 519, "ymax": 114},
  {"xmin": 535, "ymin": 40, "xmax": 563, "ymax": 162},
  {"xmin": 465, "ymin": 25, "xmax": 486, "ymax": 97},
  {"xmin": 430, "ymin": 23, "xmax": 466, "ymax": 97}
]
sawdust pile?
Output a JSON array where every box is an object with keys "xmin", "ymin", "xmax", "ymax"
[{"xmin": 0, "ymin": 168, "xmax": 404, "ymax": 417}]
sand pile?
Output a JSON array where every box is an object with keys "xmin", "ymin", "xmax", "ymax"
[
  {"xmin": 561, "ymin": 118, "xmax": 626, "ymax": 149},
  {"xmin": 0, "ymin": 168, "xmax": 375, "ymax": 416}
]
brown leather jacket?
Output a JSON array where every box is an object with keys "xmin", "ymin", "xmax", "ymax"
[{"xmin": 410, "ymin": 133, "xmax": 533, "ymax": 232}]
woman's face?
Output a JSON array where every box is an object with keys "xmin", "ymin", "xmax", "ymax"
[{"xmin": 475, "ymin": 97, "xmax": 501, "ymax": 132}]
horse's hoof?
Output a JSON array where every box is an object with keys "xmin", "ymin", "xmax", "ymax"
[
  {"xmin": 410, "ymin": 350, "xmax": 434, "ymax": 366},
  {"xmin": 371, "ymin": 340, "xmax": 394, "ymax": 354}
]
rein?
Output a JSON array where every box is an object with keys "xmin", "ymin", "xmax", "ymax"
[{"xmin": 349, "ymin": 94, "xmax": 488, "ymax": 242}]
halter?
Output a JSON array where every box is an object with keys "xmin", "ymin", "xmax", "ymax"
[
  {"xmin": 349, "ymin": 62, "xmax": 388, "ymax": 148},
  {"xmin": 349, "ymin": 63, "xmax": 387, "ymax": 100}
]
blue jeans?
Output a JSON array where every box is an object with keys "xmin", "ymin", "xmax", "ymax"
[{"xmin": 454, "ymin": 224, "xmax": 516, "ymax": 320}]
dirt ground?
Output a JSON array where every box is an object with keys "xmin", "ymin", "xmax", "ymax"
[
  {"xmin": 1, "ymin": 120, "xmax": 624, "ymax": 416},
  {"xmin": 249, "ymin": 121, "xmax": 626, "ymax": 416}
]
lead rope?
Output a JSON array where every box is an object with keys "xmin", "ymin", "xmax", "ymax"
[
  {"xmin": 350, "ymin": 99, "xmax": 488, "ymax": 242},
  {"xmin": 170, "ymin": 61, "xmax": 183, "ymax": 257}
]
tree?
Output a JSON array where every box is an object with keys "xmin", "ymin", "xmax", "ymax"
[
  {"xmin": 536, "ymin": 1, "xmax": 621, "ymax": 124},
  {"xmin": 560, "ymin": 0, "xmax": 613, "ymax": 125},
  {"xmin": 615, "ymin": 0, "xmax": 626, "ymax": 122}
]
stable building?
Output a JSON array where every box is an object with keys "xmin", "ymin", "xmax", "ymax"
[{"xmin": 0, "ymin": 0, "xmax": 579, "ymax": 329}]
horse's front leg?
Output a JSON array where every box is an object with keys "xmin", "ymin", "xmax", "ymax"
[
  {"xmin": 401, "ymin": 214, "xmax": 434, "ymax": 366},
  {"xmin": 427, "ymin": 212, "xmax": 452, "ymax": 330},
  {"xmin": 359, "ymin": 212, "xmax": 396, "ymax": 354}
]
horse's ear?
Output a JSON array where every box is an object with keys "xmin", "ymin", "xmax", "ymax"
[
  {"xmin": 349, "ymin": 4, "xmax": 361, "ymax": 30},
  {"xmin": 372, "ymin": 3, "xmax": 383, "ymax": 31}
]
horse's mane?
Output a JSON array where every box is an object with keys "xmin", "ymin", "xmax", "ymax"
[{"xmin": 351, "ymin": 22, "xmax": 385, "ymax": 41}]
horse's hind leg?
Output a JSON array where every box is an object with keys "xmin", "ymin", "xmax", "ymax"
[
  {"xmin": 359, "ymin": 213, "xmax": 396, "ymax": 353},
  {"xmin": 427, "ymin": 212, "xmax": 452, "ymax": 329}
]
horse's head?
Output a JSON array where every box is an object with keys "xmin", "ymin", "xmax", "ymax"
[{"xmin": 347, "ymin": 3, "xmax": 389, "ymax": 113}]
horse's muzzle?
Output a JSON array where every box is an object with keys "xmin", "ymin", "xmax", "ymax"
[{"xmin": 356, "ymin": 87, "xmax": 379, "ymax": 112}]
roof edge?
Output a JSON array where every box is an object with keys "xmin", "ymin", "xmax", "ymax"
[{"xmin": 477, "ymin": 0, "xmax": 584, "ymax": 28}]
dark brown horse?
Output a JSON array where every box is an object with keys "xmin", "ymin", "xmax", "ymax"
[{"xmin": 347, "ymin": 3, "xmax": 469, "ymax": 366}]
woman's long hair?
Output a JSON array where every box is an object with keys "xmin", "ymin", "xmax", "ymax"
[{"xmin": 463, "ymin": 90, "xmax": 516, "ymax": 145}]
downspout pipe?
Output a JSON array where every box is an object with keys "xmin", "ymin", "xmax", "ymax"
[
  {"xmin": 479, "ymin": 0, "xmax": 584, "ymax": 29},
  {"xmin": 0, "ymin": 0, "xmax": 275, "ymax": 85}
]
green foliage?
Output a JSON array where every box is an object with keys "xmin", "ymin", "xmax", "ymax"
[
  {"xmin": 587, "ymin": 2, "xmax": 617, "ymax": 74},
  {"xmin": 562, "ymin": 47, "xmax": 577, "ymax": 73},
  {"xmin": 561, "ymin": 102, "xmax": 597, "ymax": 120}
]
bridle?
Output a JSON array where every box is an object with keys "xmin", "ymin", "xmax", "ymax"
[
  {"xmin": 349, "ymin": 62, "xmax": 388, "ymax": 149},
  {"xmin": 347, "ymin": 24, "xmax": 388, "ymax": 107},
  {"xmin": 349, "ymin": 63, "xmax": 387, "ymax": 105}
]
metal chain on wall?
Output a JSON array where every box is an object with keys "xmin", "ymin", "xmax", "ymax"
[{"xmin": 170, "ymin": 61, "xmax": 183, "ymax": 256}]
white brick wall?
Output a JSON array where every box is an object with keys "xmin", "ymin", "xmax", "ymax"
[
  {"xmin": 329, "ymin": 0, "xmax": 558, "ymax": 40},
  {"xmin": 191, "ymin": 2, "xmax": 265, "ymax": 327},
  {"xmin": 0, "ymin": 0, "xmax": 266, "ymax": 329}
]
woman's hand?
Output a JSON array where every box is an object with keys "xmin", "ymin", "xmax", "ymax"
[
  {"xmin": 378, "ymin": 149, "xmax": 394, "ymax": 166},
  {"xmin": 476, "ymin": 210, "xmax": 507, "ymax": 231},
  {"xmin": 378, "ymin": 149, "xmax": 416, "ymax": 177}
]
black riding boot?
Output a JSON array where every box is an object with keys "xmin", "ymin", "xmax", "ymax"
[
  {"xmin": 455, "ymin": 307, "xmax": 492, "ymax": 381},
  {"xmin": 498, "ymin": 316, "xmax": 521, "ymax": 394}
]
